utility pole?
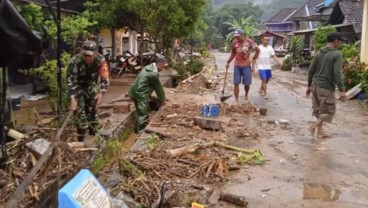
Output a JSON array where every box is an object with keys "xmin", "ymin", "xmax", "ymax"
[{"xmin": 45, "ymin": 0, "xmax": 62, "ymax": 118}]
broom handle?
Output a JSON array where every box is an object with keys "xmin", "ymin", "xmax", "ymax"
[{"xmin": 222, "ymin": 65, "xmax": 229, "ymax": 94}]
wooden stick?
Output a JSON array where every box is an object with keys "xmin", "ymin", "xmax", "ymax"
[
  {"xmin": 215, "ymin": 142, "xmax": 256, "ymax": 154},
  {"xmin": 167, "ymin": 142, "xmax": 256, "ymax": 157},
  {"xmin": 5, "ymin": 112, "xmax": 73, "ymax": 208},
  {"xmin": 180, "ymin": 67, "xmax": 206, "ymax": 84},
  {"xmin": 220, "ymin": 193, "xmax": 248, "ymax": 207}
]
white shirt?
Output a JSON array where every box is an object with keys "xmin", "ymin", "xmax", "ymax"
[{"xmin": 256, "ymin": 45, "xmax": 275, "ymax": 70}]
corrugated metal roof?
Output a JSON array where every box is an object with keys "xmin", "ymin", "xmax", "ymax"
[
  {"xmin": 292, "ymin": 23, "xmax": 352, "ymax": 34},
  {"xmin": 267, "ymin": 8, "xmax": 297, "ymax": 23}
]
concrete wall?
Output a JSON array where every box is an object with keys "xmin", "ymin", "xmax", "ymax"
[{"xmin": 98, "ymin": 28, "xmax": 138, "ymax": 56}]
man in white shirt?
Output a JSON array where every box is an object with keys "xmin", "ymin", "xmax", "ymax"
[{"xmin": 255, "ymin": 35, "xmax": 280, "ymax": 99}]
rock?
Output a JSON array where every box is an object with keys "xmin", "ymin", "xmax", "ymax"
[
  {"xmin": 115, "ymin": 192, "xmax": 141, "ymax": 208},
  {"xmin": 208, "ymin": 189, "xmax": 221, "ymax": 205},
  {"xmin": 25, "ymin": 138, "xmax": 51, "ymax": 158},
  {"xmin": 113, "ymin": 102, "xmax": 131, "ymax": 114},
  {"xmin": 98, "ymin": 104, "xmax": 114, "ymax": 110},
  {"xmin": 106, "ymin": 172, "xmax": 124, "ymax": 189},
  {"xmin": 193, "ymin": 116, "xmax": 223, "ymax": 131},
  {"xmin": 18, "ymin": 124, "xmax": 33, "ymax": 133},
  {"xmin": 98, "ymin": 111, "xmax": 112, "ymax": 119}
]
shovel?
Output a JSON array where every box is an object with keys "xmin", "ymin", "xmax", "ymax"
[{"xmin": 220, "ymin": 65, "xmax": 232, "ymax": 102}]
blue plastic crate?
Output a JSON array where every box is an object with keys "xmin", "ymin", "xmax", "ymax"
[
  {"xmin": 200, "ymin": 104, "xmax": 220, "ymax": 117},
  {"xmin": 58, "ymin": 169, "xmax": 111, "ymax": 208}
]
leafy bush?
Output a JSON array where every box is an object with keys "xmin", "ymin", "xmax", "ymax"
[
  {"xmin": 340, "ymin": 41, "xmax": 360, "ymax": 62},
  {"xmin": 343, "ymin": 61, "xmax": 366, "ymax": 91},
  {"xmin": 313, "ymin": 25, "xmax": 336, "ymax": 51},
  {"xmin": 200, "ymin": 48, "xmax": 210, "ymax": 58},
  {"xmin": 361, "ymin": 68, "xmax": 368, "ymax": 95},
  {"xmin": 281, "ymin": 56, "xmax": 292, "ymax": 71},
  {"xmin": 287, "ymin": 36, "xmax": 304, "ymax": 65},
  {"xmin": 173, "ymin": 58, "xmax": 204, "ymax": 77},
  {"xmin": 23, "ymin": 53, "xmax": 71, "ymax": 112}
]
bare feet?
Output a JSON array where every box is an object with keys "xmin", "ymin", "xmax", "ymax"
[
  {"xmin": 308, "ymin": 126, "xmax": 316, "ymax": 137},
  {"xmin": 264, "ymin": 95, "xmax": 269, "ymax": 99},
  {"xmin": 317, "ymin": 132, "xmax": 331, "ymax": 139},
  {"xmin": 259, "ymin": 88, "xmax": 265, "ymax": 96}
]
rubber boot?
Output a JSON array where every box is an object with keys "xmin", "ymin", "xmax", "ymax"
[{"xmin": 77, "ymin": 128, "xmax": 86, "ymax": 142}]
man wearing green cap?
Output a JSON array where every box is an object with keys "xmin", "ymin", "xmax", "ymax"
[
  {"xmin": 129, "ymin": 55, "xmax": 166, "ymax": 133},
  {"xmin": 67, "ymin": 40, "xmax": 109, "ymax": 141}
]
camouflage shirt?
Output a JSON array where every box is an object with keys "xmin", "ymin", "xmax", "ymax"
[{"xmin": 67, "ymin": 53, "xmax": 109, "ymax": 98}]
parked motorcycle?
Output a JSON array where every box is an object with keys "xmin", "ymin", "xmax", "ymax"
[{"xmin": 110, "ymin": 51, "xmax": 158, "ymax": 79}]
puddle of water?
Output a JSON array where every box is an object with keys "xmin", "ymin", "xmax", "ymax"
[{"xmin": 303, "ymin": 183, "xmax": 341, "ymax": 201}]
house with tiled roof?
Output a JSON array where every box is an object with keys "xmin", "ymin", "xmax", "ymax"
[
  {"xmin": 266, "ymin": 8, "xmax": 297, "ymax": 35},
  {"xmin": 329, "ymin": 0, "xmax": 364, "ymax": 41}
]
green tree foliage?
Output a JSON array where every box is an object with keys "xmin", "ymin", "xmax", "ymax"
[
  {"xmin": 85, "ymin": 0, "xmax": 206, "ymax": 50},
  {"xmin": 21, "ymin": 53, "xmax": 71, "ymax": 111},
  {"xmin": 16, "ymin": 3, "xmax": 47, "ymax": 35},
  {"xmin": 213, "ymin": 3, "xmax": 263, "ymax": 38},
  {"xmin": 313, "ymin": 25, "xmax": 337, "ymax": 51},
  {"xmin": 45, "ymin": 12, "xmax": 97, "ymax": 46}
]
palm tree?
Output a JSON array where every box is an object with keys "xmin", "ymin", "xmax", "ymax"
[{"xmin": 224, "ymin": 15, "xmax": 259, "ymax": 42}]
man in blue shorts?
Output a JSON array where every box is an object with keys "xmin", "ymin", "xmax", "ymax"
[
  {"xmin": 226, "ymin": 29, "xmax": 259, "ymax": 103},
  {"xmin": 255, "ymin": 35, "xmax": 280, "ymax": 99}
]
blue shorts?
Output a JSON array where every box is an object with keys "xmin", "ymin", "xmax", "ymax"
[
  {"xmin": 258, "ymin": 69, "xmax": 272, "ymax": 80},
  {"xmin": 233, "ymin": 66, "xmax": 252, "ymax": 85}
]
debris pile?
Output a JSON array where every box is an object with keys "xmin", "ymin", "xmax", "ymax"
[{"xmin": 98, "ymin": 99, "xmax": 265, "ymax": 207}]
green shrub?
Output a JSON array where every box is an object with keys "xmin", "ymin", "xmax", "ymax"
[
  {"xmin": 287, "ymin": 36, "xmax": 304, "ymax": 65},
  {"xmin": 200, "ymin": 48, "xmax": 210, "ymax": 58},
  {"xmin": 361, "ymin": 68, "xmax": 368, "ymax": 95},
  {"xmin": 23, "ymin": 53, "xmax": 71, "ymax": 112},
  {"xmin": 281, "ymin": 56, "xmax": 292, "ymax": 71},
  {"xmin": 314, "ymin": 25, "xmax": 336, "ymax": 51},
  {"xmin": 340, "ymin": 41, "xmax": 360, "ymax": 62},
  {"xmin": 343, "ymin": 61, "xmax": 366, "ymax": 91},
  {"xmin": 173, "ymin": 58, "xmax": 204, "ymax": 77}
]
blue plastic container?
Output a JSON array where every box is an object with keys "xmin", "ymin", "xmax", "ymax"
[
  {"xmin": 357, "ymin": 91, "xmax": 366, "ymax": 100},
  {"xmin": 58, "ymin": 169, "xmax": 111, "ymax": 208},
  {"xmin": 201, "ymin": 104, "xmax": 220, "ymax": 117}
]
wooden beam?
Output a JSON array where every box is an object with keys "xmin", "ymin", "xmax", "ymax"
[{"xmin": 361, "ymin": 0, "xmax": 368, "ymax": 63}]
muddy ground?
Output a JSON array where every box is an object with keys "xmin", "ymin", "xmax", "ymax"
[{"xmin": 213, "ymin": 51, "xmax": 368, "ymax": 208}]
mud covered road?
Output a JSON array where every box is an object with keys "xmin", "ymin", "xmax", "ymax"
[{"xmin": 213, "ymin": 51, "xmax": 368, "ymax": 208}]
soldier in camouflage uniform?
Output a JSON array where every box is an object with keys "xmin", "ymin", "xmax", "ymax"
[{"xmin": 67, "ymin": 41, "xmax": 109, "ymax": 141}]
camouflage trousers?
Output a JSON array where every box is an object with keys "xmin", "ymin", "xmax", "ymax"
[{"xmin": 75, "ymin": 92, "xmax": 98, "ymax": 138}]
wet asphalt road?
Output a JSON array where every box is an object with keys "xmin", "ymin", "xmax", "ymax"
[{"xmin": 213, "ymin": 51, "xmax": 368, "ymax": 208}]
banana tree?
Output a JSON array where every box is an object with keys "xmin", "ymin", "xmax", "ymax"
[{"xmin": 224, "ymin": 15, "xmax": 259, "ymax": 42}]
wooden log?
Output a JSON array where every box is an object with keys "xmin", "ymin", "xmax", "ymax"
[
  {"xmin": 220, "ymin": 193, "xmax": 248, "ymax": 207},
  {"xmin": 167, "ymin": 142, "xmax": 214, "ymax": 157},
  {"xmin": 4, "ymin": 126, "xmax": 28, "ymax": 140},
  {"xmin": 98, "ymin": 103, "xmax": 114, "ymax": 110},
  {"xmin": 180, "ymin": 68, "xmax": 206, "ymax": 84},
  {"xmin": 36, "ymin": 118, "xmax": 55, "ymax": 126}
]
